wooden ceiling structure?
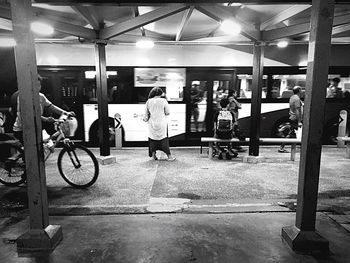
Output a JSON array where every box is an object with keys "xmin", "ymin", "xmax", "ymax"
[{"xmin": 1, "ymin": 0, "xmax": 350, "ymax": 45}]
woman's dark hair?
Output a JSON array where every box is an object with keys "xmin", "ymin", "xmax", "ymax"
[{"xmin": 148, "ymin": 87, "xmax": 163, "ymax": 99}]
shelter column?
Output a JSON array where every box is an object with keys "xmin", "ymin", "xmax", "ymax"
[
  {"xmin": 248, "ymin": 42, "xmax": 264, "ymax": 156},
  {"xmin": 95, "ymin": 40, "xmax": 110, "ymax": 156},
  {"xmin": 282, "ymin": 0, "xmax": 335, "ymax": 252},
  {"xmin": 10, "ymin": 0, "xmax": 62, "ymax": 253}
]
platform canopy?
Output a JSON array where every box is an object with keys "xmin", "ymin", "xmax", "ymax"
[{"xmin": 0, "ymin": 0, "xmax": 349, "ymax": 45}]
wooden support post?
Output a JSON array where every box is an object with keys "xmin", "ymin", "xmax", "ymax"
[
  {"xmin": 282, "ymin": 0, "xmax": 335, "ymax": 253},
  {"xmin": 208, "ymin": 142, "xmax": 213, "ymax": 159},
  {"xmin": 10, "ymin": 0, "xmax": 62, "ymax": 253},
  {"xmin": 249, "ymin": 42, "xmax": 264, "ymax": 156},
  {"xmin": 95, "ymin": 40, "xmax": 110, "ymax": 156},
  {"xmin": 290, "ymin": 144, "xmax": 296, "ymax": 161}
]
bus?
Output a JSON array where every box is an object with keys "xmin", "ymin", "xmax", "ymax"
[{"xmin": 3, "ymin": 66, "xmax": 350, "ymax": 146}]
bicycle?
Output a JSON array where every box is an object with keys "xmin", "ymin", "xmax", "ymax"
[{"xmin": 0, "ymin": 114, "xmax": 99, "ymax": 188}]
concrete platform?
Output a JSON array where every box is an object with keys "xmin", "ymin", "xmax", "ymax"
[{"xmin": 1, "ymin": 212, "xmax": 350, "ymax": 262}]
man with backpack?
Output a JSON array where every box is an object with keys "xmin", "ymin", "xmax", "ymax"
[{"xmin": 213, "ymin": 98, "xmax": 238, "ymax": 160}]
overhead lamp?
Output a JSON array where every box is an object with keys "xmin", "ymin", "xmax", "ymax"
[
  {"xmin": 31, "ymin": 21, "xmax": 54, "ymax": 36},
  {"xmin": 277, "ymin": 40, "xmax": 288, "ymax": 48},
  {"xmin": 220, "ymin": 20, "xmax": 241, "ymax": 36},
  {"xmin": 136, "ymin": 40, "xmax": 154, "ymax": 49},
  {"xmin": 0, "ymin": 38, "xmax": 16, "ymax": 47}
]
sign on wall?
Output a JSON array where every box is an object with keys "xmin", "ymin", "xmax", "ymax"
[{"xmin": 134, "ymin": 68, "xmax": 186, "ymax": 87}]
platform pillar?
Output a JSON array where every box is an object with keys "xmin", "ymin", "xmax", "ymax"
[{"xmin": 282, "ymin": 0, "xmax": 334, "ymax": 252}]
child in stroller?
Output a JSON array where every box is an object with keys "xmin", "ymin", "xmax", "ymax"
[{"xmin": 212, "ymin": 98, "xmax": 238, "ymax": 160}]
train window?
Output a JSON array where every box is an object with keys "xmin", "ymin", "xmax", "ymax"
[{"xmin": 237, "ymin": 75, "xmax": 267, "ymax": 99}]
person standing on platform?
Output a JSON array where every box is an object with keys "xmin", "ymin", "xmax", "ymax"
[
  {"xmin": 143, "ymin": 87, "xmax": 175, "ymax": 161},
  {"xmin": 278, "ymin": 86, "xmax": 303, "ymax": 153}
]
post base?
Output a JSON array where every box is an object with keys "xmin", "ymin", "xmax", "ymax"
[
  {"xmin": 243, "ymin": 155, "xmax": 266, "ymax": 163},
  {"xmin": 96, "ymin": 155, "xmax": 116, "ymax": 165},
  {"xmin": 282, "ymin": 225, "xmax": 329, "ymax": 252},
  {"xmin": 17, "ymin": 225, "xmax": 62, "ymax": 254}
]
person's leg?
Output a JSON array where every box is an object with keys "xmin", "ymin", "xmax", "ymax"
[
  {"xmin": 194, "ymin": 107, "xmax": 199, "ymax": 132},
  {"xmin": 161, "ymin": 137, "xmax": 175, "ymax": 161}
]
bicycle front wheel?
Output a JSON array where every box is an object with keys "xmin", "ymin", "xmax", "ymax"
[
  {"xmin": 0, "ymin": 144, "xmax": 26, "ymax": 186},
  {"xmin": 57, "ymin": 145, "xmax": 99, "ymax": 188}
]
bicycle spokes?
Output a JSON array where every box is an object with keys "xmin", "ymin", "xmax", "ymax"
[{"xmin": 67, "ymin": 149, "xmax": 81, "ymax": 168}]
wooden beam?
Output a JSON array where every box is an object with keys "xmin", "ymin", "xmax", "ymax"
[
  {"xmin": 332, "ymin": 23, "xmax": 350, "ymax": 36},
  {"xmin": 95, "ymin": 41, "xmax": 110, "ymax": 156},
  {"xmin": 100, "ymin": 4, "xmax": 188, "ymax": 39},
  {"xmin": 262, "ymin": 13, "xmax": 350, "ymax": 40},
  {"xmin": 10, "ymin": 0, "xmax": 62, "ymax": 253},
  {"xmin": 31, "ymin": 1, "xmax": 350, "ymax": 5},
  {"xmin": 33, "ymin": 16, "xmax": 96, "ymax": 39},
  {"xmin": 175, "ymin": 6, "xmax": 193, "ymax": 41},
  {"xmin": 248, "ymin": 43, "xmax": 264, "ymax": 156},
  {"xmin": 71, "ymin": 5, "xmax": 100, "ymax": 30},
  {"xmin": 195, "ymin": 5, "xmax": 260, "ymax": 41},
  {"xmin": 0, "ymin": 4, "xmax": 96, "ymax": 39},
  {"xmin": 260, "ymin": 5, "xmax": 310, "ymax": 30},
  {"xmin": 134, "ymin": 7, "xmax": 146, "ymax": 36},
  {"xmin": 282, "ymin": 0, "xmax": 334, "ymax": 252}
]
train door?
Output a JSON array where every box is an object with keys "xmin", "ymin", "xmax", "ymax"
[{"xmin": 186, "ymin": 70, "xmax": 236, "ymax": 139}]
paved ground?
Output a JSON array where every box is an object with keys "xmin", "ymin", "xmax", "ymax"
[{"xmin": 0, "ymin": 145, "xmax": 349, "ymax": 262}]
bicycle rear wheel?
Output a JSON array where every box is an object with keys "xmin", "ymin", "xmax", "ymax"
[
  {"xmin": 57, "ymin": 145, "xmax": 99, "ymax": 188},
  {"xmin": 0, "ymin": 144, "xmax": 26, "ymax": 186}
]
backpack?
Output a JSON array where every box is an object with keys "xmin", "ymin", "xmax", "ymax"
[{"xmin": 216, "ymin": 110, "xmax": 234, "ymax": 139}]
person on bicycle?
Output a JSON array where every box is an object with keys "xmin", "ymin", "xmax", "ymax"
[{"xmin": 12, "ymin": 75, "xmax": 74, "ymax": 144}]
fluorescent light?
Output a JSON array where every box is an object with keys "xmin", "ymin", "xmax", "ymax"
[
  {"xmin": 0, "ymin": 38, "xmax": 16, "ymax": 47},
  {"xmin": 220, "ymin": 20, "xmax": 241, "ymax": 35},
  {"xmin": 136, "ymin": 40, "xmax": 154, "ymax": 49},
  {"xmin": 85, "ymin": 71, "xmax": 118, "ymax": 79},
  {"xmin": 277, "ymin": 41, "xmax": 288, "ymax": 48},
  {"xmin": 31, "ymin": 22, "xmax": 54, "ymax": 36}
]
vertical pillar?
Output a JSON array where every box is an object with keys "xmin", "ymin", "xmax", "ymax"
[
  {"xmin": 10, "ymin": 0, "xmax": 62, "ymax": 253},
  {"xmin": 95, "ymin": 40, "xmax": 110, "ymax": 156},
  {"xmin": 249, "ymin": 43, "xmax": 264, "ymax": 156},
  {"xmin": 282, "ymin": 0, "xmax": 335, "ymax": 252}
]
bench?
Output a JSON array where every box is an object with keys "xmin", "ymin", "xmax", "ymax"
[
  {"xmin": 201, "ymin": 137, "xmax": 301, "ymax": 161},
  {"xmin": 337, "ymin": 137, "xmax": 350, "ymax": 158},
  {"xmin": 259, "ymin": 138, "xmax": 301, "ymax": 161}
]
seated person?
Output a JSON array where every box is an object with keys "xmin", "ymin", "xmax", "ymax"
[{"xmin": 213, "ymin": 98, "xmax": 238, "ymax": 160}]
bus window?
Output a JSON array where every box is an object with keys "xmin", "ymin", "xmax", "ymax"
[
  {"xmin": 272, "ymin": 75, "xmax": 306, "ymax": 99},
  {"xmin": 237, "ymin": 75, "xmax": 267, "ymax": 99}
]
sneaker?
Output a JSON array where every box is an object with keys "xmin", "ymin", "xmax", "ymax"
[
  {"xmin": 278, "ymin": 149, "xmax": 288, "ymax": 153},
  {"xmin": 167, "ymin": 157, "xmax": 176, "ymax": 162}
]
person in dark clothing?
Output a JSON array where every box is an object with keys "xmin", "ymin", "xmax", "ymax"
[{"xmin": 213, "ymin": 98, "xmax": 238, "ymax": 160}]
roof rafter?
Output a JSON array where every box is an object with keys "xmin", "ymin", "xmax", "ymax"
[
  {"xmin": 262, "ymin": 13, "xmax": 350, "ymax": 40},
  {"xmin": 0, "ymin": 5, "xmax": 96, "ymax": 39},
  {"xmin": 175, "ymin": 5, "xmax": 193, "ymax": 41},
  {"xmin": 260, "ymin": 5, "xmax": 310, "ymax": 30},
  {"xmin": 100, "ymin": 4, "xmax": 189, "ymax": 39},
  {"xmin": 195, "ymin": 5, "xmax": 260, "ymax": 42},
  {"xmin": 133, "ymin": 6, "xmax": 146, "ymax": 36},
  {"xmin": 332, "ymin": 23, "xmax": 350, "ymax": 36},
  {"xmin": 71, "ymin": 5, "xmax": 100, "ymax": 29}
]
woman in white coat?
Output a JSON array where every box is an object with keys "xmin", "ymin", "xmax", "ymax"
[{"xmin": 144, "ymin": 87, "xmax": 175, "ymax": 161}]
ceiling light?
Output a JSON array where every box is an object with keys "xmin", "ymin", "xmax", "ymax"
[
  {"xmin": 277, "ymin": 41, "xmax": 288, "ymax": 48},
  {"xmin": 0, "ymin": 38, "xmax": 16, "ymax": 47},
  {"xmin": 31, "ymin": 22, "xmax": 54, "ymax": 36},
  {"xmin": 220, "ymin": 20, "xmax": 241, "ymax": 35},
  {"xmin": 136, "ymin": 40, "xmax": 154, "ymax": 49}
]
